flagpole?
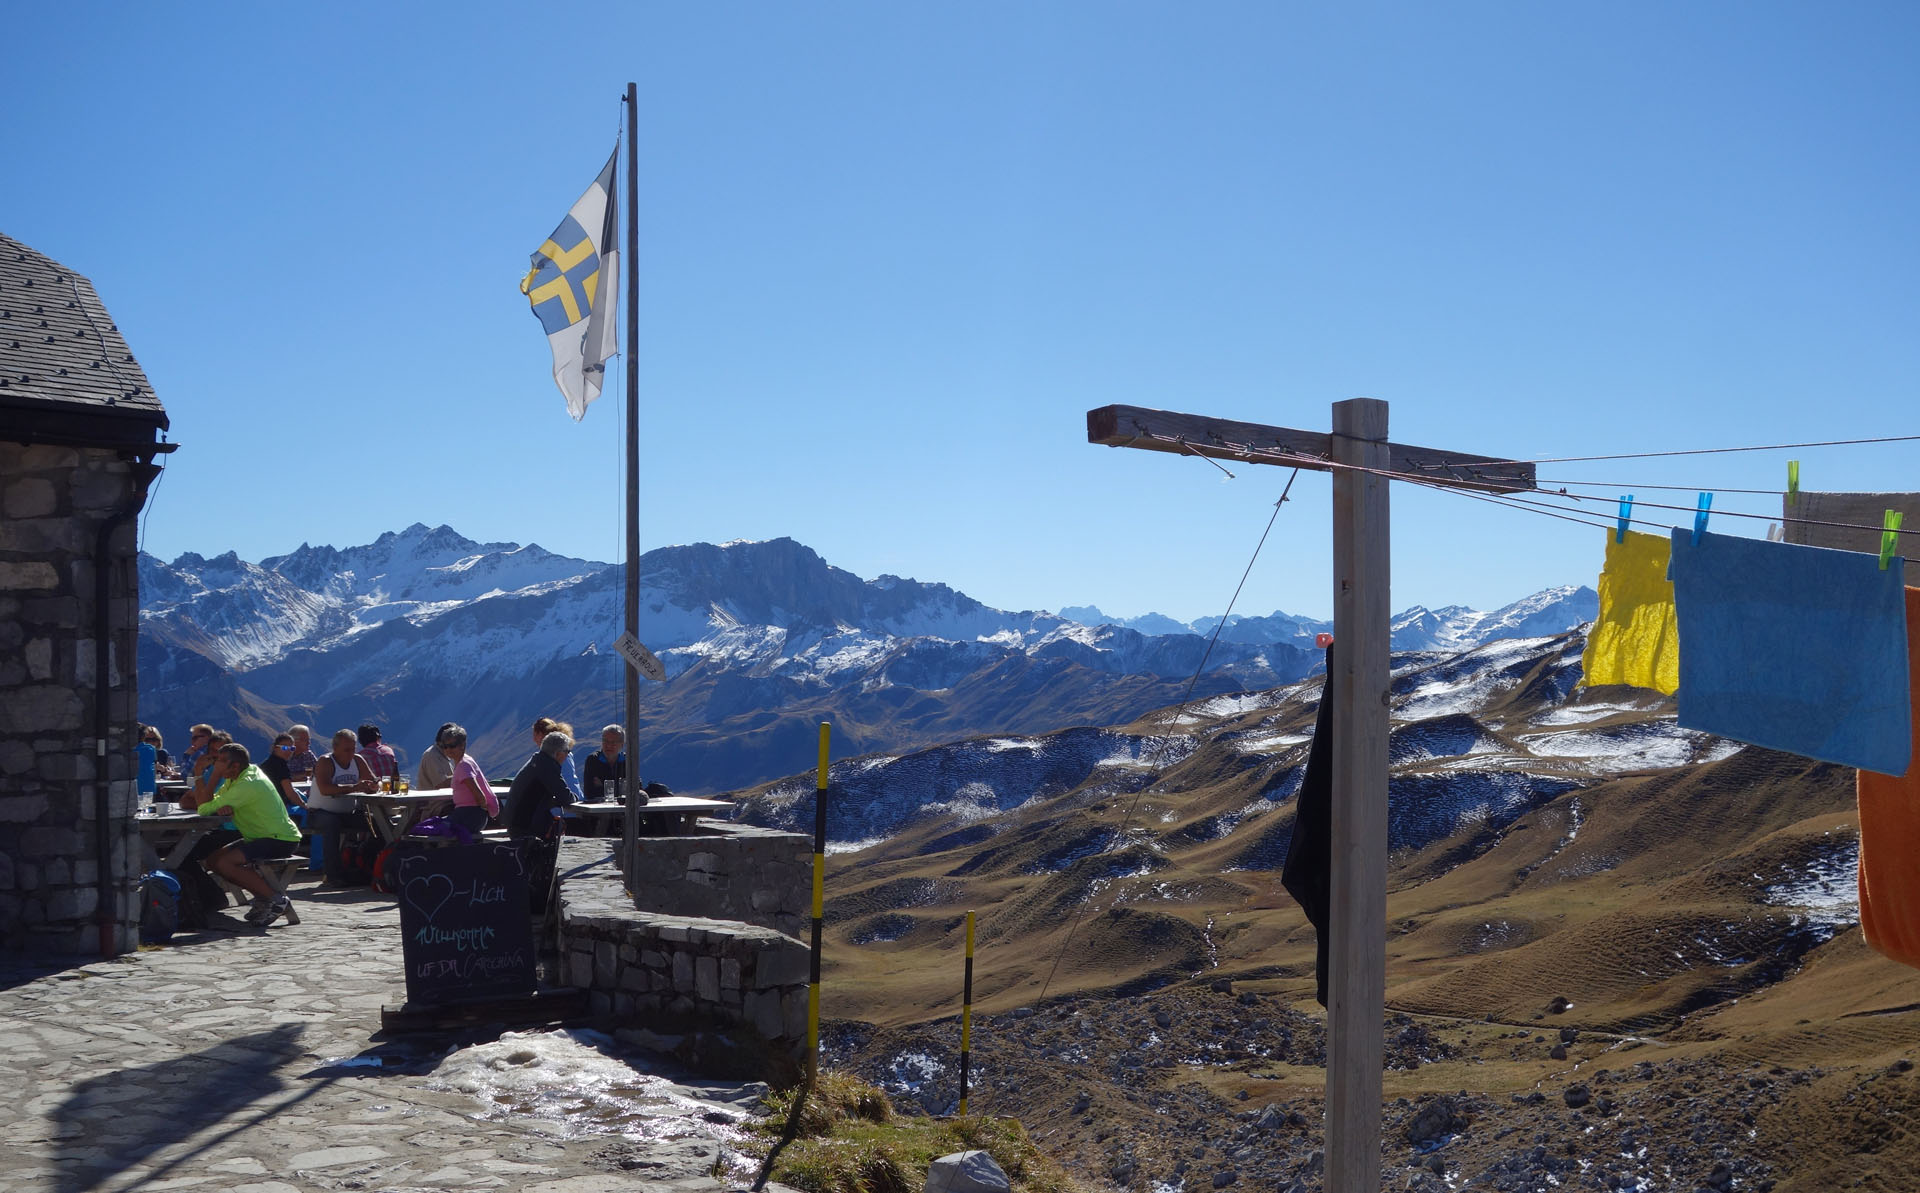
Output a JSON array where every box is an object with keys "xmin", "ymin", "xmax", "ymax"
[{"xmin": 622, "ymin": 80, "xmax": 642, "ymax": 880}]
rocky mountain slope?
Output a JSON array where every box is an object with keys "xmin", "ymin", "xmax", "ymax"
[
  {"xmin": 720, "ymin": 626, "xmax": 1918, "ymax": 1192},
  {"xmin": 136, "ymin": 525, "xmax": 1592, "ymax": 794}
]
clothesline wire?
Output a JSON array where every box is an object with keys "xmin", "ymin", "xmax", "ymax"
[
  {"xmin": 1528, "ymin": 486, "xmax": 1920, "ymax": 539},
  {"xmin": 1132, "ymin": 425, "xmax": 1919, "ymax": 518},
  {"xmin": 1405, "ymin": 467, "xmax": 1908, "ymax": 553},
  {"xmin": 1511, "ymin": 432, "xmax": 1920, "ymax": 466},
  {"xmin": 1536, "ymin": 478, "xmax": 1789, "ymax": 497},
  {"xmin": 1166, "ymin": 436, "xmax": 1920, "ymax": 543},
  {"xmin": 1027, "ymin": 467, "xmax": 1302, "ymax": 1029},
  {"xmin": 1174, "ymin": 469, "xmax": 1302, "ymax": 711}
]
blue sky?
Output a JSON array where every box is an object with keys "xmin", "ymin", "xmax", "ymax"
[{"xmin": 8, "ymin": 3, "xmax": 1919, "ymax": 622}]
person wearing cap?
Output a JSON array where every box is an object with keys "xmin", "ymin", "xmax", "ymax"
[{"xmin": 357, "ymin": 722, "xmax": 398, "ymax": 789}]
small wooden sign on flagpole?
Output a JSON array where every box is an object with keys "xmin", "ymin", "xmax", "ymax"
[{"xmin": 1089, "ymin": 400, "xmax": 1534, "ymax": 1192}]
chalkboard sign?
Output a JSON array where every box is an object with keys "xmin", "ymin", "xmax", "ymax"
[{"xmin": 393, "ymin": 840, "xmax": 536, "ymax": 1006}]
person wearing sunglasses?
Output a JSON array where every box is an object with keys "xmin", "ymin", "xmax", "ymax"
[
  {"xmin": 258, "ymin": 733, "xmax": 306, "ymax": 809},
  {"xmin": 180, "ymin": 723, "xmax": 215, "ymax": 776}
]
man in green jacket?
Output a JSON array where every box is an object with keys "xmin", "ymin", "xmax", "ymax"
[{"xmin": 183, "ymin": 743, "xmax": 303, "ymax": 928}]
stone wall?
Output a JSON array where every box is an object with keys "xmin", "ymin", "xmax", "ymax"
[
  {"xmin": 629, "ymin": 821, "xmax": 813, "ymax": 938},
  {"xmin": 0, "ymin": 442, "xmax": 145, "ymax": 955},
  {"xmin": 555, "ymin": 838, "xmax": 812, "ymax": 1080}
]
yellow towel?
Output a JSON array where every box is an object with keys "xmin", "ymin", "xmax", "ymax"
[
  {"xmin": 1581, "ymin": 529, "xmax": 1680, "ymax": 694},
  {"xmin": 1859, "ymin": 586, "xmax": 1920, "ymax": 970}
]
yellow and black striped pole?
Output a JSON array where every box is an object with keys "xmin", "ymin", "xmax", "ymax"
[
  {"xmin": 808, "ymin": 721, "xmax": 829, "ymax": 1073},
  {"xmin": 959, "ymin": 909, "xmax": 975, "ymax": 1114}
]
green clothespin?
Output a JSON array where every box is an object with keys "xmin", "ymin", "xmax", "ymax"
[
  {"xmin": 1881, "ymin": 510, "xmax": 1903, "ymax": 571},
  {"xmin": 1786, "ymin": 460, "xmax": 1799, "ymax": 507}
]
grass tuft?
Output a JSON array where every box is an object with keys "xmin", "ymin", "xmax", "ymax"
[{"xmin": 749, "ymin": 1071, "xmax": 1081, "ymax": 1193}]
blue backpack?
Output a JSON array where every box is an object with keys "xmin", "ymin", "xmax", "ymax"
[{"xmin": 138, "ymin": 870, "xmax": 181, "ymax": 943}]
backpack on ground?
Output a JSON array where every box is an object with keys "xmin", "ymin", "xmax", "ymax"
[
  {"xmin": 336, "ymin": 838, "xmax": 377, "ymax": 886},
  {"xmin": 138, "ymin": 871, "xmax": 180, "ymax": 943},
  {"xmin": 370, "ymin": 844, "xmax": 399, "ymax": 894},
  {"xmin": 170, "ymin": 864, "xmax": 222, "ymax": 930}
]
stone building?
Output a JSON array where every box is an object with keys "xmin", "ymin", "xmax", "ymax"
[{"xmin": 1, "ymin": 231, "xmax": 172, "ymax": 955}]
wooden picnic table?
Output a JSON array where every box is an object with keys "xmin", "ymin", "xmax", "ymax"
[
  {"xmin": 134, "ymin": 808, "xmax": 214, "ymax": 870},
  {"xmin": 356, "ymin": 783, "xmax": 514, "ymax": 844}
]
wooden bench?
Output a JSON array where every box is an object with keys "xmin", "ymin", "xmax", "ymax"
[{"xmin": 215, "ymin": 858, "xmax": 304, "ymax": 926}]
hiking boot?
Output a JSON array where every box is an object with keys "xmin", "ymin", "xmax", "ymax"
[{"xmin": 252, "ymin": 895, "xmax": 292, "ymax": 928}]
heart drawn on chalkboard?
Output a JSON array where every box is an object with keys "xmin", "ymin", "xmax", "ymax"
[{"xmin": 402, "ymin": 873, "xmax": 455, "ymax": 924}]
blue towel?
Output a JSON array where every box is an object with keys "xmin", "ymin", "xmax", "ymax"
[{"xmin": 1669, "ymin": 528, "xmax": 1911, "ymax": 775}]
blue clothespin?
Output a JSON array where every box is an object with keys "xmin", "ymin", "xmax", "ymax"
[
  {"xmin": 1881, "ymin": 510, "xmax": 1903, "ymax": 571},
  {"xmin": 1692, "ymin": 492, "xmax": 1713, "ymax": 546},
  {"xmin": 1615, "ymin": 495, "xmax": 1634, "ymax": 544}
]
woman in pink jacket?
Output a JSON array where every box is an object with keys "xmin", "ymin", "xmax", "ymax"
[{"xmin": 437, "ymin": 724, "xmax": 499, "ymax": 833}]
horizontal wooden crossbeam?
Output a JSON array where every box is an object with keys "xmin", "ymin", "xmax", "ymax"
[{"xmin": 1087, "ymin": 404, "xmax": 1536, "ymax": 493}]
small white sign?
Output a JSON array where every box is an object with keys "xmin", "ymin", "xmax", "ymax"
[{"xmin": 612, "ymin": 632, "xmax": 666, "ymax": 682}]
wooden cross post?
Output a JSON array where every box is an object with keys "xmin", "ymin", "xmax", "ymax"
[{"xmin": 1087, "ymin": 400, "xmax": 1535, "ymax": 1192}]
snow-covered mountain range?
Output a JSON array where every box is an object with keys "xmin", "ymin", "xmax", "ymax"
[
  {"xmin": 1061, "ymin": 584, "xmax": 1597, "ymax": 654},
  {"xmin": 137, "ymin": 524, "xmax": 1596, "ymax": 794}
]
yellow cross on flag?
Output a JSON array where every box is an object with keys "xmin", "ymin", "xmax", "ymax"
[{"xmin": 521, "ymin": 149, "xmax": 619, "ymax": 420}]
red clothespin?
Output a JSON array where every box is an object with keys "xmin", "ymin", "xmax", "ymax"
[{"xmin": 1315, "ymin": 633, "xmax": 1334, "ymax": 649}]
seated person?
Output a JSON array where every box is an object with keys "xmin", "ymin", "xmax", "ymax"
[
  {"xmin": 179, "ymin": 723, "xmax": 215, "ymax": 776},
  {"xmin": 358, "ymin": 722, "xmax": 398, "ymax": 789},
  {"xmin": 260, "ymin": 732, "xmax": 306, "ymax": 808},
  {"xmin": 581, "ymin": 725, "xmax": 626, "ymax": 799},
  {"xmin": 440, "ymin": 724, "xmax": 498, "ymax": 833},
  {"xmin": 415, "ymin": 721, "xmax": 458, "ymax": 790},
  {"xmin": 531, "ymin": 716, "xmax": 584, "ymax": 800},
  {"xmin": 137, "ymin": 725, "xmax": 158, "ymax": 800},
  {"xmin": 182, "ymin": 743, "xmax": 303, "ymax": 927},
  {"xmin": 507, "ymin": 731, "xmax": 576, "ymax": 839},
  {"xmin": 309, "ymin": 728, "xmax": 378, "ymax": 886},
  {"xmin": 188, "ymin": 730, "xmax": 232, "ymax": 804},
  {"xmin": 286, "ymin": 724, "xmax": 318, "ymax": 782},
  {"xmin": 144, "ymin": 726, "xmax": 175, "ymax": 778}
]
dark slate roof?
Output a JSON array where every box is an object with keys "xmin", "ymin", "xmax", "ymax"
[{"xmin": 0, "ymin": 231, "xmax": 168, "ymax": 443}]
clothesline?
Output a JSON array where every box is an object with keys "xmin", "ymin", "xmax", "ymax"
[
  {"xmin": 1510, "ymin": 431, "xmax": 1920, "ymax": 466},
  {"xmin": 1294, "ymin": 450, "xmax": 1920, "ymax": 545},
  {"xmin": 1144, "ymin": 427, "xmax": 1920, "ymax": 541}
]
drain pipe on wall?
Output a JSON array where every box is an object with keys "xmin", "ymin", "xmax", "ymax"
[{"xmin": 95, "ymin": 459, "xmax": 162, "ymax": 959}]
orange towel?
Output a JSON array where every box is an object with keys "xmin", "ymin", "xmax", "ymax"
[{"xmin": 1858, "ymin": 586, "xmax": 1920, "ymax": 969}]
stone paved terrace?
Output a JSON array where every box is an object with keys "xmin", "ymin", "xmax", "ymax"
[{"xmin": 0, "ymin": 878, "xmax": 778, "ymax": 1193}]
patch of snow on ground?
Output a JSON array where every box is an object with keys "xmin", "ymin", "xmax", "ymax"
[
  {"xmin": 1531, "ymin": 701, "xmax": 1657, "ymax": 727},
  {"xmin": 1191, "ymin": 691, "xmax": 1285, "ymax": 718},
  {"xmin": 1099, "ymin": 734, "xmax": 1198, "ymax": 770},
  {"xmin": 982, "ymin": 737, "xmax": 1041, "ymax": 752},
  {"xmin": 1521, "ymin": 722, "xmax": 1718, "ymax": 770},
  {"xmin": 1231, "ymin": 732, "xmax": 1310, "ymax": 755},
  {"xmin": 1761, "ymin": 835, "xmax": 1859, "ymax": 930},
  {"xmin": 427, "ymin": 1028, "xmax": 755, "ymax": 1142},
  {"xmin": 826, "ymin": 837, "xmax": 888, "ymax": 856},
  {"xmin": 882, "ymin": 1050, "xmax": 947, "ymax": 1097},
  {"xmin": 920, "ymin": 781, "xmax": 1002, "ymax": 824},
  {"xmin": 1694, "ymin": 739, "xmax": 1744, "ymax": 764}
]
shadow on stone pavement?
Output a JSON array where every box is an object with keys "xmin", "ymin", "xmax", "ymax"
[
  {"xmin": 0, "ymin": 955, "xmax": 98, "ymax": 996},
  {"xmin": 51, "ymin": 1022, "xmax": 322, "ymax": 1193}
]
